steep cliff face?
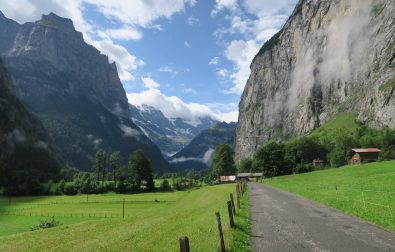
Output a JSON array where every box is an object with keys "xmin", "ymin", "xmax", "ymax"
[
  {"xmin": 0, "ymin": 59, "xmax": 60, "ymax": 194},
  {"xmin": 0, "ymin": 12, "xmax": 169, "ymax": 172},
  {"xmin": 235, "ymin": 0, "xmax": 395, "ymax": 161}
]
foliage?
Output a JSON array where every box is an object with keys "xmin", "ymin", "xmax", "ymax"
[
  {"xmin": 94, "ymin": 149, "xmax": 107, "ymax": 182},
  {"xmin": 238, "ymin": 158, "xmax": 253, "ymax": 173},
  {"xmin": 109, "ymin": 151, "xmax": 123, "ymax": 183},
  {"xmin": 31, "ymin": 217, "xmax": 61, "ymax": 231},
  {"xmin": 211, "ymin": 144, "xmax": 237, "ymax": 177},
  {"xmin": 128, "ymin": 149, "xmax": 155, "ymax": 191},
  {"xmin": 379, "ymin": 76, "xmax": 395, "ymax": 92},
  {"xmin": 160, "ymin": 179, "xmax": 171, "ymax": 191},
  {"xmin": 253, "ymin": 142, "xmax": 290, "ymax": 177}
]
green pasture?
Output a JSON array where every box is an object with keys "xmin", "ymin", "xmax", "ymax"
[
  {"xmin": 0, "ymin": 184, "xmax": 251, "ymax": 251},
  {"xmin": 264, "ymin": 161, "xmax": 395, "ymax": 232}
]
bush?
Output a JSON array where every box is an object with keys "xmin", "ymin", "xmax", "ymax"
[
  {"xmin": 160, "ymin": 179, "xmax": 171, "ymax": 191},
  {"xmin": 294, "ymin": 164, "xmax": 315, "ymax": 174},
  {"xmin": 31, "ymin": 216, "xmax": 61, "ymax": 231},
  {"xmin": 64, "ymin": 183, "xmax": 77, "ymax": 195}
]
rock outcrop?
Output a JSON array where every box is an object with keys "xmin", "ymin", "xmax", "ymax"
[
  {"xmin": 235, "ymin": 0, "xmax": 395, "ymax": 161},
  {"xmin": 0, "ymin": 12, "xmax": 169, "ymax": 172}
]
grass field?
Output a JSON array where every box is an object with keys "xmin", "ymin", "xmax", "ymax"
[
  {"xmin": 264, "ymin": 161, "xmax": 395, "ymax": 232},
  {"xmin": 0, "ymin": 184, "xmax": 251, "ymax": 251}
]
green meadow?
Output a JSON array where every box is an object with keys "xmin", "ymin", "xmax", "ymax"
[
  {"xmin": 0, "ymin": 184, "xmax": 251, "ymax": 251},
  {"xmin": 264, "ymin": 161, "xmax": 395, "ymax": 232}
]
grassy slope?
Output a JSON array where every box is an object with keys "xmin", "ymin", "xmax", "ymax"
[
  {"xmin": 309, "ymin": 112, "xmax": 359, "ymax": 139},
  {"xmin": 0, "ymin": 185, "xmax": 250, "ymax": 251},
  {"xmin": 265, "ymin": 161, "xmax": 395, "ymax": 232}
]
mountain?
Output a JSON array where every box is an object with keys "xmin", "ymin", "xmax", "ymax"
[
  {"xmin": 0, "ymin": 59, "xmax": 60, "ymax": 195},
  {"xmin": 169, "ymin": 122, "xmax": 236, "ymax": 171},
  {"xmin": 235, "ymin": 0, "xmax": 395, "ymax": 161},
  {"xmin": 130, "ymin": 104, "xmax": 217, "ymax": 157},
  {"xmin": 0, "ymin": 12, "xmax": 169, "ymax": 172}
]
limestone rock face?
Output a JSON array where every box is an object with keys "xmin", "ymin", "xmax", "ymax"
[
  {"xmin": 0, "ymin": 12, "xmax": 169, "ymax": 172},
  {"xmin": 235, "ymin": 0, "xmax": 395, "ymax": 161}
]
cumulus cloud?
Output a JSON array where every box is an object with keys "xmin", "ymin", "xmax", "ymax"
[
  {"xmin": 225, "ymin": 40, "xmax": 260, "ymax": 94},
  {"xmin": 211, "ymin": 0, "xmax": 238, "ymax": 16},
  {"xmin": 127, "ymin": 78, "xmax": 238, "ymax": 124},
  {"xmin": 105, "ymin": 26, "xmax": 143, "ymax": 41},
  {"xmin": 212, "ymin": 0, "xmax": 298, "ymax": 95},
  {"xmin": 209, "ymin": 57, "xmax": 220, "ymax": 65},
  {"xmin": 142, "ymin": 77, "xmax": 160, "ymax": 89}
]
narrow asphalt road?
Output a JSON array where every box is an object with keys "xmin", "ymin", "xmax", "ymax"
[{"xmin": 250, "ymin": 183, "xmax": 395, "ymax": 252}]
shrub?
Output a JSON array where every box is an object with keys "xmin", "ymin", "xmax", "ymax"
[
  {"xmin": 160, "ymin": 179, "xmax": 171, "ymax": 191},
  {"xmin": 31, "ymin": 216, "xmax": 61, "ymax": 231},
  {"xmin": 294, "ymin": 164, "xmax": 315, "ymax": 174},
  {"xmin": 63, "ymin": 183, "xmax": 77, "ymax": 195}
]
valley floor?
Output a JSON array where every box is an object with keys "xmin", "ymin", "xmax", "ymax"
[{"xmin": 0, "ymin": 185, "xmax": 251, "ymax": 251}]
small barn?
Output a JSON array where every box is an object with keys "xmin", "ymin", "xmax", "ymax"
[
  {"xmin": 351, "ymin": 148, "xmax": 381, "ymax": 165},
  {"xmin": 237, "ymin": 173, "xmax": 263, "ymax": 182},
  {"xmin": 220, "ymin": 175, "xmax": 236, "ymax": 183}
]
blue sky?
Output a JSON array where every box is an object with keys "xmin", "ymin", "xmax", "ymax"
[{"xmin": 1, "ymin": 0, "xmax": 298, "ymax": 123}]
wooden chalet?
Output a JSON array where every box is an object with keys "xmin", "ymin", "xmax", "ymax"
[
  {"xmin": 351, "ymin": 148, "xmax": 381, "ymax": 165},
  {"xmin": 237, "ymin": 172, "xmax": 263, "ymax": 181}
]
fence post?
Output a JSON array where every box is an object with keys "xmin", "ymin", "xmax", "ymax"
[
  {"xmin": 123, "ymin": 198, "xmax": 125, "ymax": 219},
  {"xmin": 227, "ymin": 201, "xmax": 235, "ymax": 228},
  {"xmin": 179, "ymin": 236, "xmax": 190, "ymax": 252},
  {"xmin": 230, "ymin": 193, "xmax": 236, "ymax": 215},
  {"xmin": 236, "ymin": 184, "xmax": 241, "ymax": 209},
  {"xmin": 215, "ymin": 212, "xmax": 226, "ymax": 252}
]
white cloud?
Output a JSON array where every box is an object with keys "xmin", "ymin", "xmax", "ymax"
[
  {"xmin": 212, "ymin": 0, "xmax": 297, "ymax": 95},
  {"xmin": 211, "ymin": 0, "xmax": 238, "ymax": 16},
  {"xmin": 209, "ymin": 57, "xmax": 220, "ymax": 65},
  {"xmin": 169, "ymin": 148, "xmax": 215, "ymax": 166},
  {"xmin": 184, "ymin": 41, "xmax": 191, "ymax": 48},
  {"xmin": 142, "ymin": 77, "xmax": 160, "ymax": 89},
  {"xmin": 105, "ymin": 26, "xmax": 143, "ymax": 41},
  {"xmin": 127, "ymin": 85, "xmax": 237, "ymax": 124},
  {"xmin": 119, "ymin": 124, "xmax": 141, "ymax": 138},
  {"xmin": 187, "ymin": 15, "xmax": 200, "ymax": 26},
  {"xmin": 184, "ymin": 88, "xmax": 198, "ymax": 94},
  {"xmin": 159, "ymin": 66, "xmax": 179, "ymax": 76},
  {"xmin": 224, "ymin": 40, "xmax": 260, "ymax": 94}
]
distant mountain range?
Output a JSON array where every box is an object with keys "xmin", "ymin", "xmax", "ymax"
[
  {"xmin": 130, "ymin": 104, "xmax": 217, "ymax": 157},
  {"xmin": 0, "ymin": 12, "xmax": 169, "ymax": 172},
  {"xmin": 169, "ymin": 122, "xmax": 236, "ymax": 171}
]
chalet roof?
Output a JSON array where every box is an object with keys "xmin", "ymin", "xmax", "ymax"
[
  {"xmin": 237, "ymin": 173, "xmax": 251, "ymax": 177},
  {"xmin": 237, "ymin": 173, "xmax": 263, "ymax": 177},
  {"xmin": 352, "ymin": 148, "xmax": 381, "ymax": 153}
]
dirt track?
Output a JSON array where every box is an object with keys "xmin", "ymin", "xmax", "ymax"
[{"xmin": 250, "ymin": 183, "xmax": 395, "ymax": 252}]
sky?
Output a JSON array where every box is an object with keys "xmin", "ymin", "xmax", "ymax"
[{"xmin": 1, "ymin": 0, "xmax": 298, "ymax": 123}]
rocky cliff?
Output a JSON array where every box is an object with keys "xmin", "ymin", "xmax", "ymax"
[
  {"xmin": 0, "ymin": 59, "xmax": 60, "ymax": 194},
  {"xmin": 235, "ymin": 0, "xmax": 395, "ymax": 161},
  {"xmin": 0, "ymin": 12, "xmax": 169, "ymax": 172}
]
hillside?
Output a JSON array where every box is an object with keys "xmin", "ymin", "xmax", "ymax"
[
  {"xmin": 235, "ymin": 0, "xmax": 395, "ymax": 161},
  {"xmin": 0, "ymin": 59, "xmax": 60, "ymax": 195},
  {"xmin": 0, "ymin": 12, "xmax": 169, "ymax": 172},
  {"xmin": 170, "ymin": 122, "xmax": 236, "ymax": 171},
  {"xmin": 265, "ymin": 161, "xmax": 395, "ymax": 232},
  {"xmin": 130, "ymin": 104, "xmax": 217, "ymax": 157}
]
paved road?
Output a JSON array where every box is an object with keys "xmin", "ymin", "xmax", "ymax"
[{"xmin": 250, "ymin": 183, "xmax": 395, "ymax": 252}]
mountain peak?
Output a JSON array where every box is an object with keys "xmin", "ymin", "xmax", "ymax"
[{"xmin": 39, "ymin": 12, "xmax": 75, "ymax": 31}]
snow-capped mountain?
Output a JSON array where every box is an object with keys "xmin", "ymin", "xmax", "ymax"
[{"xmin": 130, "ymin": 104, "xmax": 217, "ymax": 157}]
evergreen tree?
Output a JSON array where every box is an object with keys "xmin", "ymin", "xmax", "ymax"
[
  {"xmin": 94, "ymin": 149, "xmax": 106, "ymax": 182},
  {"xmin": 109, "ymin": 151, "xmax": 123, "ymax": 183},
  {"xmin": 211, "ymin": 144, "xmax": 236, "ymax": 177},
  {"xmin": 128, "ymin": 149, "xmax": 154, "ymax": 190}
]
